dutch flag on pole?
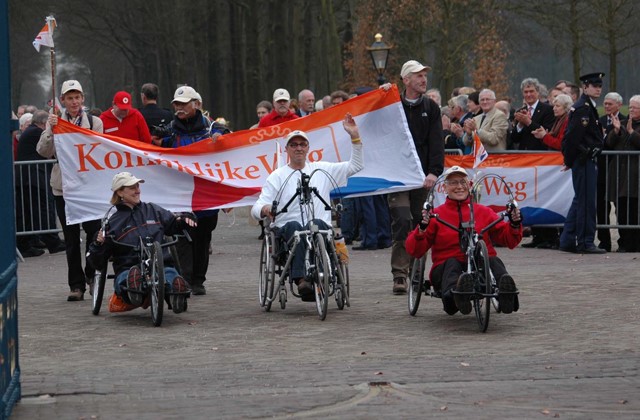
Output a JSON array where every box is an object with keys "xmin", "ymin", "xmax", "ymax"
[
  {"xmin": 472, "ymin": 130, "xmax": 488, "ymax": 168},
  {"xmin": 33, "ymin": 16, "xmax": 56, "ymax": 52}
]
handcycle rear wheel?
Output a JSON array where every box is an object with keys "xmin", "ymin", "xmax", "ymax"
[
  {"xmin": 91, "ymin": 267, "xmax": 107, "ymax": 316},
  {"xmin": 258, "ymin": 235, "xmax": 275, "ymax": 311},
  {"xmin": 408, "ymin": 256, "xmax": 425, "ymax": 316},
  {"xmin": 473, "ymin": 240, "xmax": 492, "ymax": 332},
  {"xmin": 150, "ymin": 241, "xmax": 165, "ymax": 327},
  {"xmin": 313, "ymin": 235, "xmax": 330, "ymax": 320}
]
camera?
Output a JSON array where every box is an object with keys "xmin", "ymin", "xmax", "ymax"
[{"xmin": 150, "ymin": 124, "xmax": 172, "ymax": 138}]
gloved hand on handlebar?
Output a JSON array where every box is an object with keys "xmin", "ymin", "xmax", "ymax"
[
  {"xmin": 506, "ymin": 203, "xmax": 523, "ymax": 227},
  {"xmin": 177, "ymin": 212, "xmax": 198, "ymax": 228}
]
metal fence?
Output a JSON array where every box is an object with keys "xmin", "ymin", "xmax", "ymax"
[{"xmin": 14, "ymin": 159, "xmax": 61, "ymax": 238}]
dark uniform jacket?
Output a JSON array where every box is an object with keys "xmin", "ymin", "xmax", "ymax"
[
  {"xmin": 562, "ymin": 93, "xmax": 604, "ymax": 168},
  {"xmin": 400, "ymin": 92, "xmax": 444, "ymax": 178}
]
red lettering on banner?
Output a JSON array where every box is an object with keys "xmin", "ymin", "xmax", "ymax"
[
  {"xmin": 245, "ymin": 165, "xmax": 259, "ymax": 179},
  {"xmin": 256, "ymin": 153, "xmax": 277, "ymax": 173},
  {"xmin": 75, "ymin": 143, "xmax": 105, "ymax": 172},
  {"xmin": 104, "ymin": 151, "xmax": 123, "ymax": 169},
  {"xmin": 308, "ymin": 148, "xmax": 324, "ymax": 162},
  {"xmin": 483, "ymin": 177, "xmax": 527, "ymax": 201}
]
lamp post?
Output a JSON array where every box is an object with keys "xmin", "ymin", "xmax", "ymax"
[{"xmin": 367, "ymin": 33, "xmax": 391, "ymax": 86}]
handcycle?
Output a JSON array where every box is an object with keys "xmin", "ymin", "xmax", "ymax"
[
  {"xmin": 407, "ymin": 172, "xmax": 519, "ymax": 332},
  {"xmin": 90, "ymin": 210, "xmax": 191, "ymax": 327},
  {"xmin": 258, "ymin": 171, "xmax": 350, "ymax": 321}
]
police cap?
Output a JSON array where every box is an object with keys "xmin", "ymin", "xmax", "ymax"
[{"xmin": 579, "ymin": 72, "xmax": 605, "ymax": 86}]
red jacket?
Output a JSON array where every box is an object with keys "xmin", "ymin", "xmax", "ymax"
[
  {"xmin": 257, "ymin": 109, "xmax": 299, "ymax": 127},
  {"xmin": 541, "ymin": 116, "xmax": 568, "ymax": 151},
  {"xmin": 100, "ymin": 108, "xmax": 152, "ymax": 143},
  {"xmin": 406, "ymin": 196, "xmax": 522, "ymax": 277}
]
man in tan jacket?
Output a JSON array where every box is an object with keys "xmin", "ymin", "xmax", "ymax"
[
  {"xmin": 37, "ymin": 80, "xmax": 104, "ymax": 301},
  {"xmin": 462, "ymin": 88, "xmax": 509, "ymax": 151}
]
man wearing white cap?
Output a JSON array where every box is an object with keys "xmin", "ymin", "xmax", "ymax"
[
  {"xmin": 251, "ymin": 114, "xmax": 362, "ymax": 300},
  {"xmin": 381, "ymin": 60, "xmax": 444, "ymax": 294},
  {"xmin": 406, "ymin": 166, "xmax": 522, "ymax": 315},
  {"xmin": 257, "ymin": 88, "xmax": 299, "ymax": 127},
  {"xmin": 152, "ymin": 85, "xmax": 227, "ymax": 295},
  {"xmin": 37, "ymin": 79, "xmax": 104, "ymax": 301}
]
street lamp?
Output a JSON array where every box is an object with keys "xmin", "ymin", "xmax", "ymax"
[{"xmin": 367, "ymin": 33, "xmax": 391, "ymax": 85}]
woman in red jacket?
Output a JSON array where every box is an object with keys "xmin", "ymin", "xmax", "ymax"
[
  {"xmin": 406, "ymin": 166, "xmax": 523, "ymax": 316},
  {"xmin": 531, "ymin": 93, "xmax": 573, "ymax": 151}
]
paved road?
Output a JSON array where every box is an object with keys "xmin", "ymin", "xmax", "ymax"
[{"xmin": 11, "ymin": 210, "xmax": 640, "ymax": 419}]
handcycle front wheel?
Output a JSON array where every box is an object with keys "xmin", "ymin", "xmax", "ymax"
[
  {"xmin": 313, "ymin": 235, "xmax": 330, "ymax": 321},
  {"xmin": 150, "ymin": 241, "xmax": 165, "ymax": 327},
  {"xmin": 408, "ymin": 256, "xmax": 425, "ymax": 316},
  {"xmin": 258, "ymin": 235, "xmax": 275, "ymax": 311},
  {"xmin": 473, "ymin": 239, "xmax": 492, "ymax": 332},
  {"xmin": 91, "ymin": 267, "xmax": 107, "ymax": 316}
]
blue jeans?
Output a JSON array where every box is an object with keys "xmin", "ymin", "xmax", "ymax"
[
  {"xmin": 560, "ymin": 159, "xmax": 598, "ymax": 250},
  {"xmin": 115, "ymin": 266, "xmax": 181, "ymax": 296},
  {"xmin": 358, "ymin": 195, "xmax": 392, "ymax": 248},
  {"xmin": 278, "ymin": 219, "xmax": 331, "ymax": 279}
]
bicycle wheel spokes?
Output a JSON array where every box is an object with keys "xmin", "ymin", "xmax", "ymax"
[
  {"xmin": 313, "ymin": 235, "xmax": 330, "ymax": 320},
  {"xmin": 150, "ymin": 241, "xmax": 165, "ymax": 327},
  {"xmin": 473, "ymin": 240, "xmax": 491, "ymax": 332},
  {"xmin": 258, "ymin": 235, "xmax": 275, "ymax": 311},
  {"xmin": 91, "ymin": 268, "xmax": 107, "ymax": 316},
  {"xmin": 408, "ymin": 257, "xmax": 425, "ymax": 316}
]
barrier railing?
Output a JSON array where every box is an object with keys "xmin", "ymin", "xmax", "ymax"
[
  {"xmin": 14, "ymin": 159, "xmax": 60, "ymax": 238},
  {"xmin": 444, "ymin": 149, "xmax": 640, "ymax": 230}
]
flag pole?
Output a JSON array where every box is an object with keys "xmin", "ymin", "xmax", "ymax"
[{"xmin": 46, "ymin": 16, "xmax": 56, "ymax": 113}]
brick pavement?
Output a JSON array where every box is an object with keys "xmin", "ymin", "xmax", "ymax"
[{"xmin": 11, "ymin": 209, "xmax": 640, "ymax": 419}]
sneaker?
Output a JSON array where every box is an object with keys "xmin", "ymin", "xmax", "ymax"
[
  {"xmin": 171, "ymin": 276, "xmax": 190, "ymax": 314},
  {"xmin": 454, "ymin": 273, "xmax": 474, "ymax": 315},
  {"xmin": 295, "ymin": 278, "xmax": 315, "ymax": 302},
  {"xmin": 498, "ymin": 274, "xmax": 517, "ymax": 314},
  {"xmin": 192, "ymin": 284, "xmax": 206, "ymax": 295},
  {"xmin": 67, "ymin": 289, "xmax": 84, "ymax": 301},
  {"xmin": 126, "ymin": 266, "xmax": 144, "ymax": 306},
  {"xmin": 392, "ymin": 277, "xmax": 407, "ymax": 295}
]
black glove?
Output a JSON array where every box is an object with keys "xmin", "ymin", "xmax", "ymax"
[{"xmin": 418, "ymin": 220, "xmax": 429, "ymax": 231}]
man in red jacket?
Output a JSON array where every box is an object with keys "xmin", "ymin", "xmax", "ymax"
[
  {"xmin": 258, "ymin": 88, "xmax": 299, "ymax": 127},
  {"xmin": 100, "ymin": 91, "xmax": 152, "ymax": 143},
  {"xmin": 406, "ymin": 166, "xmax": 522, "ymax": 315}
]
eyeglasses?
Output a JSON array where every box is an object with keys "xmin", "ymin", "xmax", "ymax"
[
  {"xmin": 288, "ymin": 142, "xmax": 308, "ymax": 148},
  {"xmin": 445, "ymin": 179, "xmax": 468, "ymax": 187}
]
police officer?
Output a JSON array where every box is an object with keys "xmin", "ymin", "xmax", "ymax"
[{"xmin": 559, "ymin": 72, "xmax": 607, "ymax": 254}]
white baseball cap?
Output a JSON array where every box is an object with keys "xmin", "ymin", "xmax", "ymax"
[
  {"xmin": 400, "ymin": 60, "xmax": 432, "ymax": 78},
  {"xmin": 273, "ymin": 88, "xmax": 291, "ymax": 102},
  {"xmin": 285, "ymin": 130, "xmax": 309, "ymax": 145},
  {"xmin": 111, "ymin": 172, "xmax": 145, "ymax": 191},
  {"xmin": 443, "ymin": 165, "xmax": 468, "ymax": 180},
  {"xmin": 172, "ymin": 86, "xmax": 199, "ymax": 103},
  {"xmin": 61, "ymin": 80, "xmax": 84, "ymax": 95}
]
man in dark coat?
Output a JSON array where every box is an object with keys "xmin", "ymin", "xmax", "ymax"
[{"xmin": 559, "ymin": 72, "xmax": 607, "ymax": 254}]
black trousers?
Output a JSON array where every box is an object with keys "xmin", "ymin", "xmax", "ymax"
[
  {"xmin": 54, "ymin": 195, "xmax": 101, "ymax": 292},
  {"xmin": 431, "ymin": 256, "xmax": 508, "ymax": 295},
  {"xmin": 176, "ymin": 213, "xmax": 218, "ymax": 287}
]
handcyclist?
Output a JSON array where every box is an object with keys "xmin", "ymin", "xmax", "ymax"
[
  {"xmin": 88, "ymin": 172, "xmax": 197, "ymax": 313},
  {"xmin": 251, "ymin": 113, "xmax": 363, "ymax": 301},
  {"xmin": 405, "ymin": 166, "xmax": 522, "ymax": 315}
]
